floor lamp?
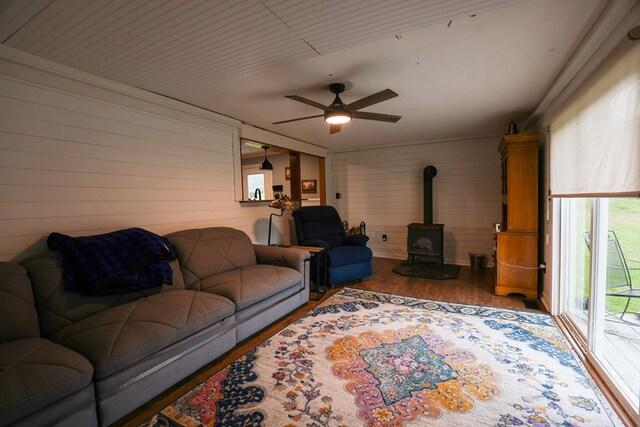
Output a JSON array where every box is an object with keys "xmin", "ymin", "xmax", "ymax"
[{"xmin": 268, "ymin": 195, "xmax": 299, "ymax": 245}]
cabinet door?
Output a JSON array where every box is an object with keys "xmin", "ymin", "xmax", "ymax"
[
  {"xmin": 501, "ymin": 157, "xmax": 508, "ymax": 229},
  {"xmin": 507, "ymin": 146, "xmax": 538, "ymax": 231},
  {"xmin": 496, "ymin": 232, "xmax": 538, "ymax": 298}
]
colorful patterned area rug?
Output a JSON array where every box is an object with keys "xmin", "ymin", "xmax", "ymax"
[{"xmin": 141, "ymin": 288, "xmax": 622, "ymax": 426}]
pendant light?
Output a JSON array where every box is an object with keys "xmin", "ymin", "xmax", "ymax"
[{"xmin": 259, "ymin": 146, "xmax": 273, "ymax": 170}]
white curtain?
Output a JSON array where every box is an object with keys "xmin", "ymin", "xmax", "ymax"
[{"xmin": 550, "ymin": 42, "xmax": 640, "ymax": 197}]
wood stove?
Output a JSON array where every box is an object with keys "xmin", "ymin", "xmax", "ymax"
[
  {"xmin": 393, "ymin": 165, "xmax": 459, "ymax": 279},
  {"xmin": 407, "ymin": 223, "xmax": 444, "ymax": 267},
  {"xmin": 408, "ymin": 165, "xmax": 444, "ymax": 267}
]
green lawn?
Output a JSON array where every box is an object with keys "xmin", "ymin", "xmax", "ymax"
[{"xmin": 603, "ymin": 198, "xmax": 640, "ymax": 314}]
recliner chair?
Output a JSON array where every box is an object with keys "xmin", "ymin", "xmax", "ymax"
[{"xmin": 293, "ymin": 205, "xmax": 372, "ymax": 286}]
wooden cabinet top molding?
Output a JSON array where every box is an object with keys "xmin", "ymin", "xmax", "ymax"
[{"xmin": 498, "ymin": 132, "xmax": 538, "ymax": 154}]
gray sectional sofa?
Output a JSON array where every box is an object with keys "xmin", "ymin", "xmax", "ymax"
[
  {"xmin": 0, "ymin": 263, "xmax": 97, "ymax": 427},
  {"xmin": 0, "ymin": 227, "xmax": 310, "ymax": 426}
]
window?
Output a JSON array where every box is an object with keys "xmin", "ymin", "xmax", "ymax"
[
  {"xmin": 557, "ymin": 198, "xmax": 640, "ymax": 416},
  {"xmin": 550, "ymin": 40, "xmax": 639, "ymax": 419},
  {"xmin": 242, "ymin": 164, "xmax": 272, "ymax": 200},
  {"xmin": 237, "ymin": 137, "xmax": 326, "ymax": 204}
]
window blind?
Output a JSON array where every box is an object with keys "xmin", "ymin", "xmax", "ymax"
[{"xmin": 550, "ymin": 42, "xmax": 640, "ymax": 197}]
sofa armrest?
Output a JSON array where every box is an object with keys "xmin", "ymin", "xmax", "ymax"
[{"xmin": 253, "ymin": 245, "xmax": 310, "ymax": 274}]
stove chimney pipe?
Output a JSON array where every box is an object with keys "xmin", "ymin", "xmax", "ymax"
[{"xmin": 423, "ymin": 165, "xmax": 437, "ymax": 224}]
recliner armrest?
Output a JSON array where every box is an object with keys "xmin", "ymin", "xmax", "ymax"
[
  {"xmin": 343, "ymin": 235, "xmax": 369, "ymax": 246},
  {"xmin": 253, "ymin": 245, "xmax": 310, "ymax": 274}
]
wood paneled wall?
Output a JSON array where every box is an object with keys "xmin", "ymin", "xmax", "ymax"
[
  {"xmin": 0, "ymin": 47, "xmax": 315, "ymax": 261},
  {"xmin": 331, "ymin": 137, "xmax": 502, "ymax": 265},
  {"xmin": 0, "ymin": 46, "xmax": 498, "ymax": 266}
]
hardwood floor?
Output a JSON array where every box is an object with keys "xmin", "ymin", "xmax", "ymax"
[
  {"xmin": 347, "ymin": 257, "xmax": 539, "ymax": 310},
  {"xmin": 113, "ymin": 257, "xmax": 543, "ymax": 426}
]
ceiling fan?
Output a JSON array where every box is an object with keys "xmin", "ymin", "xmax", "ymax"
[{"xmin": 272, "ymin": 83, "xmax": 401, "ymax": 134}]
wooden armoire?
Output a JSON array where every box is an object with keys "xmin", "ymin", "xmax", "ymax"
[{"xmin": 495, "ymin": 133, "xmax": 539, "ymax": 298}]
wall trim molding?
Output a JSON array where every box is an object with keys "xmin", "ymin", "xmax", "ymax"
[{"xmin": 331, "ymin": 133, "xmax": 502, "ymax": 155}]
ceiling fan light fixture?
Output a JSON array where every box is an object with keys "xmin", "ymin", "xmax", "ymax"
[
  {"xmin": 259, "ymin": 146, "xmax": 273, "ymax": 170},
  {"xmin": 325, "ymin": 110, "xmax": 352, "ymax": 124},
  {"xmin": 273, "ymin": 83, "xmax": 400, "ymax": 133}
]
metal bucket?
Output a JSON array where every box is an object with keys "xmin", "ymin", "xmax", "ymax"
[{"xmin": 469, "ymin": 253, "xmax": 485, "ymax": 270}]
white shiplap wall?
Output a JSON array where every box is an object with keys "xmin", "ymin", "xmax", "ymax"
[
  {"xmin": 331, "ymin": 137, "xmax": 502, "ymax": 265},
  {"xmin": 0, "ymin": 46, "xmax": 317, "ymax": 261}
]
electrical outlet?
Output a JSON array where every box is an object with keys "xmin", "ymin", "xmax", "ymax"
[{"xmin": 382, "ymin": 234, "xmax": 387, "ymax": 241}]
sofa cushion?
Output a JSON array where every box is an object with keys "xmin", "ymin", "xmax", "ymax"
[
  {"xmin": 166, "ymin": 227, "xmax": 257, "ymax": 290},
  {"xmin": 22, "ymin": 252, "xmax": 184, "ymax": 337},
  {"xmin": 49, "ymin": 290, "xmax": 234, "ymax": 379},
  {"xmin": 327, "ymin": 245, "xmax": 373, "ymax": 267},
  {"xmin": 0, "ymin": 263, "xmax": 40, "ymax": 343},
  {"xmin": 0, "ymin": 337, "xmax": 94, "ymax": 425},
  {"xmin": 198, "ymin": 264, "xmax": 302, "ymax": 310}
]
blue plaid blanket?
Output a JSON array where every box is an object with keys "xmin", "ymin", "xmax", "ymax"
[{"xmin": 48, "ymin": 228, "xmax": 176, "ymax": 295}]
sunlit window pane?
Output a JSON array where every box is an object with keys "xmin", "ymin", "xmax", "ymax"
[
  {"xmin": 560, "ymin": 197, "xmax": 640, "ymax": 415},
  {"xmin": 595, "ymin": 198, "xmax": 640, "ymax": 407}
]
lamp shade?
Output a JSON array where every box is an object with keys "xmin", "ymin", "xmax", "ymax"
[
  {"xmin": 259, "ymin": 146, "xmax": 273, "ymax": 170},
  {"xmin": 260, "ymin": 158, "xmax": 273, "ymax": 170},
  {"xmin": 269, "ymin": 195, "xmax": 299, "ymax": 211}
]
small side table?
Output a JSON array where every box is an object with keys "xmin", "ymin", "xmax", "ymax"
[{"xmin": 290, "ymin": 245, "xmax": 327, "ymax": 300}]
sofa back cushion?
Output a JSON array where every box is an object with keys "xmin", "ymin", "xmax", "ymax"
[
  {"xmin": 21, "ymin": 252, "xmax": 184, "ymax": 337},
  {"xmin": 166, "ymin": 227, "xmax": 257, "ymax": 291},
  {"xmin": 0, "ymin": 262, "xmax": 40, "ymax": 342}
]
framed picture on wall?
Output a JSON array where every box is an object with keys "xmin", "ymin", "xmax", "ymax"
[
  {"xmin": 285, "ymin": 167, "xmax": 291, "ymax": 181},
  {"xmin": 302, "ymin": 179, "xmax": 317, "ymax": 193}
]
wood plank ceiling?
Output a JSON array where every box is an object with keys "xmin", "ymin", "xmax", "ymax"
[
  {"xmin": 0, "ymin": 0, "xmax": 612, "ymax": 150},
  {"xmin": 1, "ymin": 0, "xmax": 523, "ymax": 86}
]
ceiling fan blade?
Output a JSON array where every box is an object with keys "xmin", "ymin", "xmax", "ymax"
[
  {"xmin": 351, "ymin": 111, "xmax": 402, "ymax": 123},
  {"xmin": 285, "ymin": 95, "xmax": 328, "ymax": 111},
  {"xmin": 346, "ymin": 89, "xmax": 398, "ymax": 111},
  {"xmin": 272, "ymin": 114, "xmax": 324, "ymax": 124},
  {"xmin": 329, "ymin": 124, "xmax": 342, "ymax": 134}
]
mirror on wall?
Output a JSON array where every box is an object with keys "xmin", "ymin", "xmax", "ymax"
[{"xmin": 240, "ymin": 138, "xmax": 324, "ymax": 205}]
